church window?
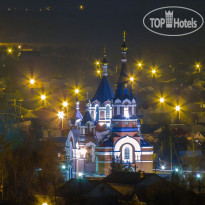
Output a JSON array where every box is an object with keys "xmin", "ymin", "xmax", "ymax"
[
  {"xmin": 124, "ymin": 147, "xmax": 130, "ymax": 160},
  {"xmin": 106, "ymin": 105, "xmax": 110, "ymax": 119},
  {"xmin": 100, "ymin": 111, "xmax": 105, "ymax": 118},
  {"xmin": 95, "ymin": 105, "xmax": 99, "ymax": 121},
  {"xmin": 124, "ymin": 107, "xmax": 129, "ymax": 118}
]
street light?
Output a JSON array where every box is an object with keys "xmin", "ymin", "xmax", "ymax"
[
  {"xmin": 175, "ymin": 105, "xmax": 181, "ymax": 119},
  {"xmin": 58, "ymin": 111, "xmax": 65, "ymax": 129},
  {"xmin": 7, "ymin": 48, "xmax": 13, "ymax": 54},
  {"xmin": 137, "ymin": 61, "xmax": 143, "ymax": 69},
  {"xmin": 42, "ymin": 203, "xmax": 48, "ymax": 205},
  {"xmin": 41, "ymin": 94, "xmax": 46, "ymax": 100},
  {"xmin": 195, "ymin": 62, "xmax": 201, "ymax": 73},
  {"xmin": 161, "ymin": 165, "xmax": 165, "ymax": 170},
  {"xmin": 79, "ymin": 4, "xmax": 84, "ymax": 10},
  {"xmin": 57, "ymin": 111, "xmax": 65, "ymax": 120},
  {"xmin": 75, "ymin": 89, "xmax": 79, "ymax": 94},
  {"xmin": 159, "ymin": 97, "xmax": 164, "ymax": 103},
  {"xmin": 129, "ymin": 76, "xmax": 134, "ymax": 82},
  {"xmin": 175, "ymin": 168, "xmax": 179, "ymax": 172},
  {"xmin": 29, "ymin": 78, "xmax": 35, "ymax": 85},
  {"xmin": 175, "ymin": 105, "xmax": 180, "ymax": 111},
  {"xmin": 62, "ymin": 101, "xmax": 68, "ymax": 108}
]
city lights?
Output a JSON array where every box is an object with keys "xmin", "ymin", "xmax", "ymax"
[
  {"xmin": 152, "ymin": 69, "xmax": 156, "ymax": 74},
  {"xmin": 79, "ymin": 4, "xmax": 84, "ymax": 10},
  {"xmin": 175, "ymin": 168, "xmax": 179, "ymax": 172},
  {"xmin": 161, "ymin": 165, "xmax": 165, "ymax": 170},
  {"xmin": 7, "ymin": 48, "xmax": 13, "ymax": 54},
  {"xmin": 96, "ymin": 60, "xmax": 100, "ymax": 66},
  {"xmin": 57, "ymin": 111, "xmax": 65, "ymax": 120},
  {"xmin": 18, "ymin": 45, "xmax": 21, "ymax": 49},
  {"xmin": 42, "ymin": 203, "xmax": 48, "ymax": 205},
  {"xmin": 159, "ymin": 97, "xmax": 164, "ymax": 103},
  {"xmin": 40, "ymin": 94, "xmax": 46, "ymax": 100},
  {"xmin": 175, "ymin": 105, "xmax": 181, "ymax": 111},
  {"xmin": 97, "ymin": 70, "xmax": 101, "ymax": 74},
  {"xmin": 62, "ymin": 101, "xmax": 68, "ymax": 108},
  {"xmin": 130, "ymin": 76, "xmax": 134, "ymax": 82},
  {"xmin": 75, "ymin": 88, "xmax": 79, "ymax": 94},
  {"xmin": 137, "ymin": 61, "xmax": 143, "ymax": 69},
  {"xmin": 29, "ymin": 79, "xmax": 35, "ymax": 85},
  {"xmin": 195, "ymin": 62, "xmax": 201, "ymax": 72}
]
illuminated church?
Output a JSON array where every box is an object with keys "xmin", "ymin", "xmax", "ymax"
[{"xmin": 65, "ymin": 34, "xmax": 153, "ymax": 179}]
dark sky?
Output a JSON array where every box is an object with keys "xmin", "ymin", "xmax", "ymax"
[{"xmin": 0, "ymin": 0, "xmax": 205, "ymax": 86}]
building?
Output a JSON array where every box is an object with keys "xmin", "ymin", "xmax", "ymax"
[{"xmin": 65, "ymin": 33, "xmax": 153, "ymax": 179}]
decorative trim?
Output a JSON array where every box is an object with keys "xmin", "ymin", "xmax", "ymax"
[{"xmin": 95, "ymin": 152, "xmax": 113, "ymax": 155}]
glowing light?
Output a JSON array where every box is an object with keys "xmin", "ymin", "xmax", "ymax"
[
  {"xmin": 96, "ymin": 61, "xmax": 100, "ymax": 65},
  {"xmin": 159, "ymin": 98, "xmax": 164, "ymax": 103},
  {"xmin": 57, "ymin": 111, "xmax": 65, "ymax": 119},
  {"xmin": 75, "ymin": 89, "xmax": 79, "ymax": 94},
  {"xmin": 42, "ymin": 203, "xmax": 48, "ymax": 205},
  {"xmin": 161, "ymin": 165, "xmax": 165, "ymax": 170},
  {"xmin": 61, "ymin": 165, "xmax": 66, "ymax": 170},
  {"xmin": 137, "ymin": 61, "xmax": 143, "ymax": 68},
  {"xmin": 175, "ymin": 168, "xmax": 179, "ymax": 172},
  {"xmin": 175, "ymin": 105, "xmax": 181, "ymax": 111},
  {"xmin": 99, "ymin": 122, "xmax": 105, "ymax": 126},
  {"xmin": 80, "ymin": 148, "xmax": 87, "ymax": 156},
  {"xmin": 78, "ymin": 172, "xmax": 83, "ymax": 177},
  {"xmin": 29, "ymin": 79, "xmax": 35, "ymax": 85},
  {"xmin": 130, "ymin": 76, "xmax": 134, "ymax": 82},
  {"xmin": 63, "ymin": 101, "xmax": 68, "ymax": 107},
  {"xmin": 18, "ymin": 45, "xmax": 21, "ymax": 49},
  {"xmin": 196, "ymin": 64, "xmax": 200, "ymax": 68},
  {"xmin": 152, "ymin": 69, "xmax": 156, "ymax": 74},
  {"xmin": 41, "ymin": 95, "xmax": 46, "ymax": 100},
  {"xmin": 197, "ymin": 173, "xmax": 201, "ymax": 179},
  {"xmin": 7, "ymin": 48, "xmax": 13, "ymax": 54},
  {"xmin": 79, "ymin": 4, "xmax": 84, "ymax": 10},
  {"xmin": 97, "ymin": 70, "xmax": 101, "ymax": 74}
]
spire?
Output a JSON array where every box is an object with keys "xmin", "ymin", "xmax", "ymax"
[
  {"xmin": 102, "ymin": 47, "xmax": 108, "ymax": 77},
  {"xmin": 91, "ymin": 48, "xmax": 114, "ymax": 104},
  {"xmin": 114, "ymin": 31, "xmax": 134, "ymax": 101},
  {"xmin": 75, "ymin": 101, "xmax": 83, "ymax": 120}
]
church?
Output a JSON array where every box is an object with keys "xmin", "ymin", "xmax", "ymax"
[{"xmin": 65, "ymin": 33, "xmax": 153, "ymax": 179}]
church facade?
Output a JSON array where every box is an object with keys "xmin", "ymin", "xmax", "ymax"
[{"xmin": 65, "ymin": 34, "xmax": 153, "ymax": 179}]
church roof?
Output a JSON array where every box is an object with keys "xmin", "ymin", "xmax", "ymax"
[
  {"xmin": 81, "ymin": 110, "xmax": 94, "ymax": 125},
  {"xmin": 91, "ymin": 76, "xmax": 114, "ymax": 104}
]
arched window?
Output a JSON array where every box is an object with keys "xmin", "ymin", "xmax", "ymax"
[
  {"xmin": 106, "ymin": 105, "xmax": 110, "ymax": 119},
  {"xmin": 95, "ymin": 105, "xmax": 99, "ymax": 121},
  {"xmin": 124, "ymin": 147, "xmax": 130, "ymax": 160}
]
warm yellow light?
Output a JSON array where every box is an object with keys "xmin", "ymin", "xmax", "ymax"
[
  {"xmin": 79, "ymin": 4, "xmax": 84, "ymax": 10},
  {"xmin": 41, "ymin": 95, "xmax": 46, "ymax": 100},
  {"xmin": 130, "ymin": 76, "xmax": 134, "ymax": 82},
  {"xmin": 63, "ymin": 101, "xmax": 68, "ymax": 107},
  {"xmin": 42, "ymin": 203, "xmax": 48, "ymax": 205},
  {"xmin": 75, "ymin": 89, "xmax": 79, "ymax": 94},
  {"xmin": 137, "ymin": 61, "xmax": 143, "ymax": 68},
  {"xmin": 96, "ymin": 61, "xmax": 100, "ymax": 65},
  {"xmin": 152, "ymin": 69, "xmax": 156, "ymax": 74},
  {"xmin": 18, "ymin": 45, "xmax": 21, "ymax": 49},
  {"xmin": 57, "ymin": 111, "xmax": 65, "ymax": 119},
  {"xmin": 29, "ymin": 79, "xmax": 35, "ymax": 85},
  {"xmin": 196, "ymin": 64, "xmax": 200, "ymax": 68},
  {"xmin": 175, "ymin": 105, "xmax": 181, "ymax": 111},
  {"xmin": 97, "ymin": 70, "xmax": 101, "ymax": 74},
  {"xmin": 159, "ymin": 98, "xmax": 164, "ymax": 103},
  {"xmin": 7, "ymin": 48, "xmax": 13, "ymax": 54}
]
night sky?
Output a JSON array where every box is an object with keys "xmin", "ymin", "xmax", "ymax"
[{"xmin": 0, "ymin": 0, "xmax": 205, "ymax": 90}]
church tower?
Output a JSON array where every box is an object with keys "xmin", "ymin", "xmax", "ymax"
[
  {"xmin": 111, "ymin": 32, "xmax": 153, "ymax": 172},
  {"xmin": 88, "ymin": 49, "xmax": 114, "ymax": 126}
]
